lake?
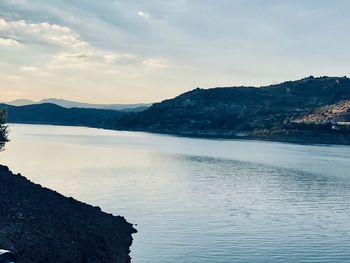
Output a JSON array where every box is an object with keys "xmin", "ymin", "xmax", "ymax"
[{"xmin": 1, "ymin": 124, "xmax": 350, "ymax": 262}]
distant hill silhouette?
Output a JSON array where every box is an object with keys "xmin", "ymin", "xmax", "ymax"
[
  {"xmin": 0, "ymin": 103, "xmax": 121, "ymax": 127},
  {"xmin": 4, "ymin": 99, "xmax": 36, "ymax": 106},
  {"xmin": 4, "ymin": 98, "xmax": 151, "ymax": 112}
]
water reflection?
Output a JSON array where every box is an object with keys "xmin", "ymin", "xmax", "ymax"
[{"xmin": 1, "ymin": 124, "xmax": 350, "ymax": 262}]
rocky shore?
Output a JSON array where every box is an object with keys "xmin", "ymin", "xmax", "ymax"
[{"xmin": 0, "ymin": 165, "xmax": 137, "ymax": 262}]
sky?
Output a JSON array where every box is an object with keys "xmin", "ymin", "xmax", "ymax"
[{"xmin": 1, "ymin": 0, "xmax": 350, "ymax": 104}]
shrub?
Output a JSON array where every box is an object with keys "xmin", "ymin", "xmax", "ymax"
[{"xmin": 0, "ymin": 109, "xmax": 9, "ymax": 151}]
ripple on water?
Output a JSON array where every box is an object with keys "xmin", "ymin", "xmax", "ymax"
[{"xmin": 1, "ymin": 124, "xmax": 350, "ymax": 263}]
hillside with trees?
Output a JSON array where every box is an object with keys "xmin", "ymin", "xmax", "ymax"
[
  {"xmin": 0, "ymin": 103, "xmax": 122, "ymax": 128},
  {"xmin": 108, "ymin": 76, "xmax": 350, "ymax": 144},
  {"xmin": 3, "ymin": 76, "xmax": 350, "ymax": 145}
]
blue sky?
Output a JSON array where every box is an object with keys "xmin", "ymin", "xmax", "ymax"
[{"xmin": 1, "ymin": 0, "xmax": 350, "ymax": 103}]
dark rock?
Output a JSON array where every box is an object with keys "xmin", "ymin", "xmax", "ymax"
[{"xmin": 0, "ymin": 165, "xmax": 137, "ymax": 263}]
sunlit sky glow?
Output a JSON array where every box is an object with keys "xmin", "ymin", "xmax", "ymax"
[{"xmin": 1, "ymin": 0, "xmax": 350, "ymax": 103}]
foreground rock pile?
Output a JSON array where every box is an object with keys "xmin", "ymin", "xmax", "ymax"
[{"xmin": 0, "ymin": 165, "xmax": 136, "ymax": 262}]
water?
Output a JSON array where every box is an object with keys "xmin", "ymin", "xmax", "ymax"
[{"xmin": 1, "ymin": 124, "xmax": 350, "ymax": 262}]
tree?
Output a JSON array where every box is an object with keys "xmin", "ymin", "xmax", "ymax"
[{"xmin": 0, "ymin": 109, "xmax": 9, "ymax": 151}]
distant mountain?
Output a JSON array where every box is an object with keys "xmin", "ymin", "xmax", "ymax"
[
  {"xmin": 5, "ymin": 99, "xmax": 36, "ymax": 106},
  {"xmin": 2, "ymin": 76, "xmax": 350, "ymax": 145},
  {"xmin": 38, "ymin": 98, "xmax": 151, "ymax": 111},
  {"xmin": 0, "ymin": 103, "xmax": 122, "ymax": 127},
  {"xmin": 107, "ymin": 76, "xmax": 350, "ymax": 145},
  {"xmin": 5, "ymin": 98, "xmax": 151, "ymax": 112}
]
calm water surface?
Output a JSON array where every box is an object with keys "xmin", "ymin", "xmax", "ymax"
[{"xmin": 1, "ymin": 124, "xmax": 350, "ymax": 262}]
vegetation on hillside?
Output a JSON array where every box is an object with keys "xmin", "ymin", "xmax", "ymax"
[
  {"xmin": 0, "ymin": 103, "xmax": 122, "ymax": 128},
  {"xmin": 107, "ymin": 76, "xmax": 350, "ymax": 143},
  {"xmin": 2, "ymin": 76, "xmax": 350, "ymax": 144},
  {"xmin": 0, "ymin": 109, "xmax": 9, "ymax": 151}
]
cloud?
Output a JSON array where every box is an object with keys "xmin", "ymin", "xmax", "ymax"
[
  {"xmin": 143, "ymin": 58, "xmax": 170, "ymax": 69},
  {"xmin": 48, "ymin": 50, "xmax": 139, "ymax": 70},
  {"xmin": 0, "ymin": 18, "xmax": 88, "ymax": 48},
  {"xmin": 0, "ymin": 37, "xmax": 20, "ymax": 46},
  {"xmin": 137, "ymin": 11, "xmax": 150, "ymax": 19},
  {"xmin": 20, "ymin": 66, "xmax": 38, "ymax": 71},
  {"xmin": 7, "ymin": 75, "xmax": 21, "ymax": 80},
  {"xmin": 5, "ymin": 0, "xmax": 27, "ymax": 7},
  {"xmin": 0, "ymin": 17, "xmax": 151, "ymax": 72},
  {"xmin": 49, "ymin": 52, "xmax": 90, "ymax": 69}
]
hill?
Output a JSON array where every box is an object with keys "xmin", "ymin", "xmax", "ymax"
[
  {"xmin": 2, "ymin": 76, "xmax": 350, "ymax": 145},
  {"xmin": 4, "ymin": 99, "xmax": 36, "ymax": 106},
  {"xmin": 0, "ymin": 103, "xmax": 121, "ymax": 127},
  {"xmin": 108, "ymin": 76, "xmax": 350, "ymax": 144},
  {"xmin": 5, "ymin": 98, "xmax": 151, "ymax": 112}
]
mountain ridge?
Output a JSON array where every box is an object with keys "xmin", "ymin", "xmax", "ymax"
[
  {"xmin": 107, "ymin": 76, "xmax": 350, "ymax": 144},
  {"xmin": 4, "ymin": 98, "xmax": 151, "ymax": 112},
  {"xmin": 2, "ymin": 76, "xmax": 350, "ymax": 145},
  {"xmin": 0, "ymin": 103, "xmax": 122, "ymax": 127}
]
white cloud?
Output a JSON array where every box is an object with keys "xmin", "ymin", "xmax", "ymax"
[
  {"xmin": 0, "ymin": 18, "xmax": 88, "ymax": 48},
  {"xmin": 49, "ymin": 52, "xmax": 89, "ymax": 69},
  {"xmin": 0, "ymin": 37, "xmax": 20, "ymax": 46},
  {"xmin": 0, "ymin": 17, "xmax": 145, "ymax": 70},
  {"xmin": 7, "ymin": 75, "xmax": 21, "ymax": 80},
  {"xmin": 0, "ymin": 17, "xmax": 171, "ymax": 72},
  {"xmin": 137, "ymin": 11, "xmax": 150, "ymax": 19},
  {"xmin": 20, "ymin": 66, "xmax": 38, "ymax": 72},
  {"xmin": 48, "ymin": 50, "xmax": 139, "ymax": 70},
  {"xmin": 0, "ymin": 14, "xmax": 175, "ymax": 103},
  {"xmin": 143, "ymin": 58, "xmax": 169, "ymax": 69},
  {"xmin": 19, "ymin": 66, "xmax": 50, "ymax": 77}
]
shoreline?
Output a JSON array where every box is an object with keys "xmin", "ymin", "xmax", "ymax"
[
  {"xmin": 8, "ymin": 121, "xmax": 350, "ymax": 147},
  {"xmin": 0, "ymin": 165, "xmax": 137, "ymax": 262},
  {"xmin": 112, "ymin": 128, "xmax": 350, "ymax": 146}
]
